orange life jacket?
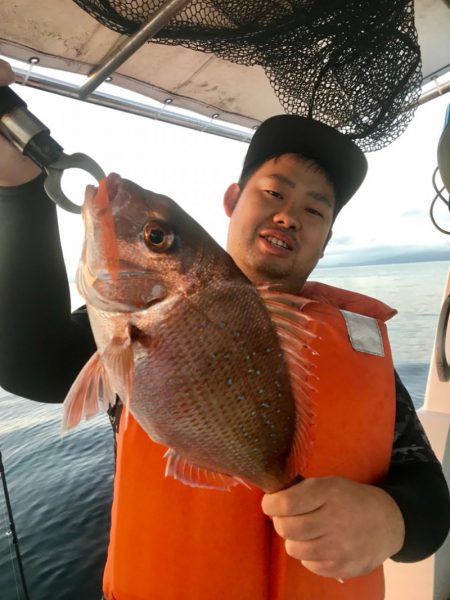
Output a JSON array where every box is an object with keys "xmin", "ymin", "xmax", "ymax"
[{"xmin": 103, "ymin": 282, "xmax": 397, "ymax": 600}]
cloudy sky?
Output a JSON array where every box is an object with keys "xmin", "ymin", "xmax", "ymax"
[{"xmin": 3, "ymin": 59, "xmax": 450, "ymax": 278}]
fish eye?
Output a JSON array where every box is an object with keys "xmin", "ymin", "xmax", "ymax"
[{"xmin": 143, "ymin": 220, "xmax": 175, "ymax": 253}]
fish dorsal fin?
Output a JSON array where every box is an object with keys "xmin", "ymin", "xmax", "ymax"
[
  {"xmin": 164, "ymin": 449, "xmax": 250, "ymax": 491},
  {"xmin": 258, "ymin": 288, "xmax": 317, "ymax": 476},
  {"xmin": 61, "ymin": 351, "xmax": 116, "ymax": 433}
]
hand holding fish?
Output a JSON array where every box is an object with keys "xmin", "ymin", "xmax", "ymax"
[
  {"xmin": 261, "ymin": 475, "xmax": 405, "ymax": 580},
  {"xmin": 0, "ymin": 59, "xmax": 41, "ymax": 186}
]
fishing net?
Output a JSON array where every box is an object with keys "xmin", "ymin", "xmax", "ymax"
[{"xmin": 71, "ymin": 0, "xmax": 422, "ymax": 151}]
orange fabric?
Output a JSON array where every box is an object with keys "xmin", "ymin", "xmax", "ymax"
[
  {"xmin": 269, "ymin": 293, "xmax": 396, "ymax": 600},
  {"xmin": 302, "ymin": 281, "xmax": 397, "ymax": 322},
  {"xmin": 103, "ymin": 286, "xmax": 396, "ymax": 600},
  {"xmin": 103, "ymin": 417, "xmax": 269, "ymax": 600}
]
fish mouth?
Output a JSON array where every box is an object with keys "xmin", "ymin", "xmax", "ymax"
[
  {"xmin": 96, "ymin": 270, "xmax": 150, "ymax": 280},
  {"xmin": 79, "ymin": 263, "xmax": 167, "ymax": 311},
  {"xmin": 89, "ymin": 258, "xmax": 153, "ymax": 280}
]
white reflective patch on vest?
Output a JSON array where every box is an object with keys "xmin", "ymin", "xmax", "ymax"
[{"xmin": 340, "ymin": 310, "xmax": 384, "ymax": 357}]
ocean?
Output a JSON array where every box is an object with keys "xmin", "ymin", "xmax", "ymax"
[{"xmin": 0, "ymin": 260, "xmax": 448, "ymax": 600}]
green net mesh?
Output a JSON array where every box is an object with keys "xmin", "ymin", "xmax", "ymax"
[{"xmin": 71, "ymin": 0, "xmax": 422, "ymax": 151}]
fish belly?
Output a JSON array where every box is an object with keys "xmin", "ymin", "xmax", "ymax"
[{"xmin": 128, "ymin": 283, "xmax": 296, "ymax": 490}]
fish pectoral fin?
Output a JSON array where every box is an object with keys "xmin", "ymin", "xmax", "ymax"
[
  {"xmin": 102, "ymin": 335, "xmax": 134, "ymax": 408},
  {"xmin": 164, "ymin": 449, "xmax": 247, "ymax": 491},
  {"xmin": 61, "ymin": 351, "xmax": 116, "ymax": 434},
  {"xmin": 259, "ymin": 289, "xmax": 317, "ymax": 476}
]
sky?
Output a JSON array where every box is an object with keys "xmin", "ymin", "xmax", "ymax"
[{"xmin": 3, "ymin": 57, "xmax": 450, "ymax": 280}]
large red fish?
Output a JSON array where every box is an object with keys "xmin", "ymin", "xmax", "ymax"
[{"xmin": 63, "ymin": 173, "xmax": 316, "ymax": 492}]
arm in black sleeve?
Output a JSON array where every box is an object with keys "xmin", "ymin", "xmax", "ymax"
[
  {"xmin": 378, "ymin": 371, "xmax": 450, "ymax": 562},
  {"xmin": 0, "ymin": 174, "xmax": 96, "ymax": 403}
]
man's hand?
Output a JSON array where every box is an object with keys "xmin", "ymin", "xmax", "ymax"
[
  {"xmin": 0, "ymin": 59, "xmax": 15, "ymax": 86},
  {"xmin": 0, "ymin": 59, "xmax": 42, "ymax": 186},
  {"xmin": 261, "ymin": 476, "xmax": 405, "ymax": 580}
]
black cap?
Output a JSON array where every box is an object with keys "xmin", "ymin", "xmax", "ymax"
[{"xmin": 240, "ymin": 115, "xmax": 368, "ymax": 214}]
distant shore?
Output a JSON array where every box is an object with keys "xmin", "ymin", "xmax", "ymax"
[{"xmin": 319, "ymin": 249, "xmax": 450, "ymax": 269}]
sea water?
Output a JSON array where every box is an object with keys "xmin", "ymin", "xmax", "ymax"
[
  {"xmin": 314, "ymin": 260, "xmax": 450, "ymax": 406},
  {"xmin": 0, "ymin": 260, "xmax": 448, "ymax": 600}
]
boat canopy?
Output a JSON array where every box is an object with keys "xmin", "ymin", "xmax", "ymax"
[{"xmin": 0, "ymin": 0, "xmax": 449, "ymax": 146}]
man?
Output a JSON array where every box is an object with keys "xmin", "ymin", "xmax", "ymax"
[{"xmin": 0, "ymin": 59, "xmax": 449, "ymax": 599}]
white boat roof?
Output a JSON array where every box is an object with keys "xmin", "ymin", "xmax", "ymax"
[{"xmin": 0, "ymin": 0, "xmax": 449, "ymax": 130}]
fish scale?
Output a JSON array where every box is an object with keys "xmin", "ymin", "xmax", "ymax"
[
  {"xmin": 130, "ymin": 288, "xmax": 295, "ymax": 477},
  {"xmin": 63, "ymin": 173, "xmax": 316, "ymax": 492}
]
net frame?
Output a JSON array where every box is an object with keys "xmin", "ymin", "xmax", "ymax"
[{"xmin": 72, "ymin": 0, "xmax": 422, "ymax": 151}]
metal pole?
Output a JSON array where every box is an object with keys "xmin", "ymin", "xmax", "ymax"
[
  {"xmin": 11, "ymin": 69, "xmax": 255, "ymax": 143},
  {"xmin": 78, "ymin": 0, "xmax": 192, "ymax": 99},
  {"xmin": 0, "ymin": 450, "xmax": 30, "ymax": 600},
  {"xmin": 418, "ymin": 80, "xmax": 450, "ymax": 106}
]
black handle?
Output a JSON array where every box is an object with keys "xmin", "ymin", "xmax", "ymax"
[
  {"xmin": 0, "ymin": 86, "xmax": 63, "ymax": 168},
  {"xmin": 23, "ymin": 133, "xmax": 64, "ymax": 169},
  {"xmin": 436, "ymin": 294, "xmax": 450, "ymax": 382},
  {"xmin": 0, "ymin": 86, "xmax": 27, "ymax": 117}
]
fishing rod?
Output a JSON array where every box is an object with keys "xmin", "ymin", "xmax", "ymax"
[{"xmin": 0, "ymin": 449, "xmax": 30, "ymax": 600}]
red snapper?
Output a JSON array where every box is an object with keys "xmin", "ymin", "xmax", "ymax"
[{"xmin": 62, "ymin": 173, "xmax": 316, "ymax": 492}]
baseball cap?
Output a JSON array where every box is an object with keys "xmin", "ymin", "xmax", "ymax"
[{"xmin": 240, "ymin": 115, "xmax": 368, "ymax": 214}]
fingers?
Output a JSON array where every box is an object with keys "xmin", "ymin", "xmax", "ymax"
[
  {"xmin": 262, "ymin": 477, "xmax": 326, "ymax": 517},
  {"xmin": 300, "ymin": 559, "xmax": 363, "ymax": 580},
  {"xmin": 0, "ymin": 60, "xmax": 43, "ymax": 186},
  {"xmin": 301, "ymin": 560, "xmax": 340, "ymax": 579},
  {"xmin": 284, "ymin": 536, "xmax": 362, "ymax": 579},
  {"xmin": 262, "ymin": 476, "xmax": 405, "ymax": 580},
  {"xmin": 283, "ymin": 532, "xmax": 374, "ymax": 579},
  {"xmin": 0, "ymin": 59, "xmax": 15, "ymax": 86},
  {"xmin": 272, "ymin": 511, "xmax": 324, "ymax": 542}
]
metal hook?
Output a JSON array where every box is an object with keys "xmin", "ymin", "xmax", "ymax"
[
  {"xmin": 44, "ymin": 153, "xmax": 105, "ymax": 214},
  {"xmin": 0, "ymin": 85, "xmax": 105, "ymax": 213}
]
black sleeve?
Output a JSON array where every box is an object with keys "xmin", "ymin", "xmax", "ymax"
[
  {"xmin": 0, "ymin": 175, "xmax": 96, "ymax": 403},
  {"xmin": 378, "ymin": 371, "xmax": 450, "ymax": 562}
]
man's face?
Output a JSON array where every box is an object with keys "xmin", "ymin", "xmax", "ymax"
[{"xmin": 224, "ymin": 154, "xmax": 335, "ymax": 293}]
